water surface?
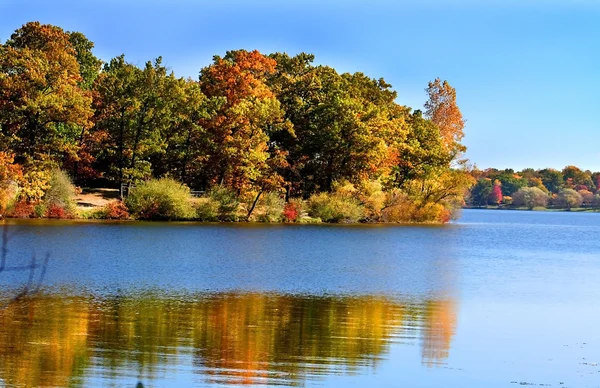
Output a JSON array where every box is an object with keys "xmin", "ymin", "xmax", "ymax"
[{"xmin": 0, "ymin": 209, "xmax": 599, "ymax": 387}]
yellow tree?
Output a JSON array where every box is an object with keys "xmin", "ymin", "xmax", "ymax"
[{"xmin": 424, "ymin": 78, "xmax": 465, "ymax": 154}]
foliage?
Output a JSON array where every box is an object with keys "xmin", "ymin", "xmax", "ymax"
[
  {"xmin": 125, "ymin": 178, "xmax": 194, "ymax": 220},
  {"xmin": 44, "ymin": 169, "xmax": 76, "ymax": 215},
  {"xmin": 0, "ymin": 21, "xmax": 478, "ymax": 223},
  {"xmin": 46, "ymin": 203, "xmax": 71, "ymax": 219},
  {"xmin": 255, "ymin": 192, "xmax": 285, "ymax": 222},
  {"xmin": 282, "ymin": 201, "xmax": 301, "ymax": 222},
  {"xmin": 102, "ymin": 201, "xmax": 130, "ymax": 220},
  {"xmin": 0, "ymin": 22, "xmax": 93, "ymax": 165},
  {"xmin": 424, "ymin": 78, "xmax": 465, "ymax": 153},
  {"xmin": 207, "ymin": 186, "xmax": 240, "ymax": 221},
  {"xmin": 511, "ymin": 187, "xmax": 548, "ymax": 209},
  {"xmin": 554, "ymin": 189, "xmax": 583, "ymax": 210},
  {"xmin": 307, "ymin": 186, "xmax": 365, "ymax": 223},
  {"xmin": 489, "ymin": 182, "xmax": 503, "ymax": 205},
  {"xmin": 8, "ymin": 200, "xmax": 36, "ymax": 218},
  {"xmin": 469, "ymin": 178, "xmax": 492, "ymax": 207},
  {"xmin": 0, "ymin": 152, "xmax": 23, "ymax": 214},
  {"xmin": 194, "ymin": 198, "xmax": 220, "ymax": 221}
]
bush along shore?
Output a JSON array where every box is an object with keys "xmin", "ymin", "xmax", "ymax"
[{"xmin": 0, "ymin": 22, "xmax": 475, "ymax": 223}]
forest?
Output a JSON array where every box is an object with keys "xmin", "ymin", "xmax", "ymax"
[
  {"xmin": 467, "ymin": 166, "xmax": 600, "ymax": 210},
  {"xmin": 0, "ymin": 22, "xmax": 473, "ymax": 223}
]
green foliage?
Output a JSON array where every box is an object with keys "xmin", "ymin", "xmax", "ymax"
[
  {"xmin": 207, "ymin": 186, "xmax": 240, "ymax": 221},
  {"xmin": 194, "ymin": 197, "xmax": 220, "ymax": 222},
  {"xmin": 44, "ymin": 169, "xmax": 76, "ymax": 214},
  {"xmin": 125, "ymin": 178, "xmax": 194, "ymax": 220},
  {"xmin": 469, "ymin": 179, "xmax": 492, "ymax": 207},
  {"xmin": 255, "ymin": 192, "xmax": 285, "ymax": 222}
]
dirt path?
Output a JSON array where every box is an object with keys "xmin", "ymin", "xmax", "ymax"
[{"xmin": 75, "ymin": 188, "xmax": 120, "ymax": 209}]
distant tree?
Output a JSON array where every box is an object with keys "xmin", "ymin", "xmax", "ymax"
[
  {"xmin": 592, "ymin": 194, "xmax": 600, "ymax": 211},
  {"xmin": 577, "ymin": 189, "xmax": 594, "ymax": 207},
  {"xmin": 469, "ymin": 178, "xmax": 492, "ymax": 207},
  {"xmin": 497, "ymin": 171, "xmax": 526, "ymax": 197},
  {"xmin": 539, "ymin": 169, "xmax": 564, "ymax": 194},
  {"xmin": 512, "ymin": 187, "xmax": 548, "ymax": 210},
  {"xmin": 555, "ymin": 188, "xmax": 583, "ymax": 210},
  {"xmin": 562, "ymin": 165, "xmax": 594, "ymax": 190},
  {"xmin": 489, "ymin": 181, "xmax": 503, "ymax": 205}
]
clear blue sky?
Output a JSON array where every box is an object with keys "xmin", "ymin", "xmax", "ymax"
[{"xmin": 1, "ymin": 0, "xmax": 599, "ymax": 171}]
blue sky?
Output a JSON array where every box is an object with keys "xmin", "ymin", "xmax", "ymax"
[{"xmin": 1, "ymin": 0, "xmax": 599, "ymax": 171}]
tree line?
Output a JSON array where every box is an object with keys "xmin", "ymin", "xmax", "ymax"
[
  {"xmin": 0, "ymin": 22, "xmax": 472, "ymax": 222},
  {"xmin": 467, "ymin": 166, "xmax": 600, "ymax": 210}
]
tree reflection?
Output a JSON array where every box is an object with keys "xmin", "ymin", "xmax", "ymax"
[{"xmin": 0, "ymin": 291, "xmax": 457, "ymax": 387}]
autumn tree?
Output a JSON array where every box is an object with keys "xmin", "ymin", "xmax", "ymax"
[
  {"xmin": 0, "ymin": 22, "xmax": 93, "ymax": 166},
  {"xmin": 512, "ymin": 187, "xmax": 548, "ymax": 209},
  {"xmin": 555, "ymin": 188, "xmax": 582, "ymax": 210},
  {"xmin": 489, "ymin": 181, "xmax": 503, "ymax": 205},
  {"xmin": 268, "ymin": 53, "xmax": 407, "ymax": 197},
  {"xmin": 424, "ymin": 78, "xmax": 465, "ymax": 154},
  {"xmin": 199, "ymin": 50, "xmax": 291, "ymax": 201}
]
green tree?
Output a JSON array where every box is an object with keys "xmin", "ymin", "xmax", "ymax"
[
  {"xmin": 469, "ymin": 178, "xmax": 492, "ymax": 207},
  {"xmin": 539, "ymin": 168, "xmax": 564, "ymax": 193}
]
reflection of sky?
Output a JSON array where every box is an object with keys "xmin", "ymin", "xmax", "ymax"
[{"xmin": 1, "ymin": 221, "xmax": 461, "ymax": 297}]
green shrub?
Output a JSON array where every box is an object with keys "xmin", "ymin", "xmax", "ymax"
[
  {"xmin": 307, "ymin": 192, "xmax": 364, "ymax": 223},
  {"xmin": 256, "ymin": 192, "xmax": 285, "ymax": 222},
  {"xmin": 194, "ymin": 197, "xmax": 220, "ymax": 221},
  {"xmin": 126, "ymin": 178, "xmax": 195, "ymax": 220},
  {"xmin": 208, "ymin": 186, "xmax": 240, "ymax": 221},
  {"xmin": 77, "ymin": 207, "xmax": 105, "ymax": 219},
  {"xmin": 44, "ymin": 169, "xmax": 76, "ymax": 214}
]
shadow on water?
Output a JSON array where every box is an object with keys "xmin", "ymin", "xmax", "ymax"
[{"xmin": 0, "ymin": 291, "xmax": 457, "ymax": 387}]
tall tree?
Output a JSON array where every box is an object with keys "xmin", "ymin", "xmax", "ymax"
[
  {"xmin": 424, "ymin": 78, "xmax": 465, "ymax": 154},
  {"xmin": 0, "ymin": 22, "xmax": 93, "ymax": 165},
  {"xmin": 199, "ymin": 50, "xmax": 291, "ymax": 195}
]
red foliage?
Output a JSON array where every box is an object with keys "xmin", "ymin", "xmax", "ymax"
[
  {"xmin": 489, "ymin": 184, "xmax": 502, "ymax": 205},
  {"xmin": 282, "ymin": 202, "xmax": 299, "ymax": 222},
  {"xmin": 103, "ymin": 201, "xmax": 129, "ymax": 220},
  {"xmin": 46, "ymin": 203, "xmax": 70, "ymax": 219},
  {"xmin": 9, "ymin": 200, "xmax": 35, "ymax": 218}
]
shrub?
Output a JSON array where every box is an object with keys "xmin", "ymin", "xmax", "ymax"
[
  {"xmin": 46, "ymin": 203, "xmax": 70, "ymax": 219},
  {"xmin": 282, "ymin": 201, "xmax": 300, "ymax": 222},
  {"xmin": 511, "ymin": 187, "xmax": 548, "ymax": 210},
  {"xmin": 44, "ymin": 169, "xmax": 76, "ymax": 215},
  {"xmin": 554, "ymin": 188, "xmax": 583, "ymax": 210},
  {"xmin": 307, "ymin": 192, "xmax": 364, "ymax": 223},
  {"xmin": 381, "ymin": 191, "xmax": 451, "ymax": 223},
  {"xmin": 357, "ymin": 180, "xmax": 386, "ymax": 221},
  {"xmin": 256, "ymin": 192, "xmax": 284, "ymax": 222},
  {"xmin": 103, "ymin": 201, "xmax": 130, "ymax": 220},
  {"xmin": 208, "ymin": 186, "xmax": 240, "ymax": 221},
  {"xmin": 8, "ymin": 200, "xmax": 35, "ymax": 218},
  {"xmin": 194, "ymin": 197, "xmax": 220, "ymax": 221},
  {"xmin": 126, "ymin": 178, "xmax": 195, "ymax": 220}
]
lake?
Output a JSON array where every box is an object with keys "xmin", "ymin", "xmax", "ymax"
[{"xmin": 0, "ymin": 209, "xmax": 599, "ymax": 387}]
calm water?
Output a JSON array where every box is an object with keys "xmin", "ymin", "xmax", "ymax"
[{"xmin": 0, "ymin": 209, "xmax": 599, "ymax": 387}]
